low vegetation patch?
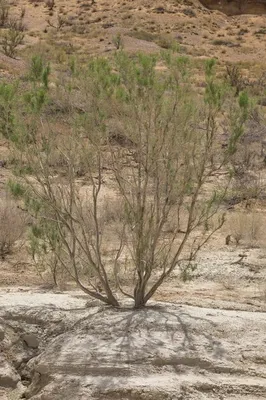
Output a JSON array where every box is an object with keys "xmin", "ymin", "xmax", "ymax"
[{"xmin": 0, "ymin": 50, "xmax": 250, "ymax": 308}]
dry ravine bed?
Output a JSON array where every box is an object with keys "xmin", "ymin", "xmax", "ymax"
[{"xmin": 0, "ymin": 289, "xmax": 266, "ymax": 400}]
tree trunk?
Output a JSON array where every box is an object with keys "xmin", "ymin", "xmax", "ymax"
[
  {"xmin": 77, "ymin": 280, "xmax": 120, "ymax": 307},
  {"xmin": 134, "ymin": 285, "xmax": 146, "ymax": 308}
]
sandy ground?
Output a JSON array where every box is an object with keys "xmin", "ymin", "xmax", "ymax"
[
  {"xmin": 1, "ymin": 0, "xmax": 266, "ymax": 70},
  {"xmin": 2, "ymin": 233, "xmax": 266, "ymax": 399}
]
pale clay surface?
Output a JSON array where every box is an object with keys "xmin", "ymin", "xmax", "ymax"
[{"xmin": 1, "ymin": 290, "xmax": 266, "ymax": 399}]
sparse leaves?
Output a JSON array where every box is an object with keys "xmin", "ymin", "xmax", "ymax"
[
  {"xmin": 0, "ymin": 198, "xmax": 26, "ymax": 260},
  {"xmin": 47, "ymin": 13, "xmax": 66, "ymax": 31},
  {"xmin": 1, "ymin": 27, "xmax": 24, "ymax": 58},
  {"xmin": 0, "ymin": 0, "xmax": 9, "ymax": 27},
  {"xmin": 0, "ymin": 82, "xmax": 17, "ymax": 139},
  {"xmin": 5, "ymin": 52, "xmax": 249, "ymax": 307},
  {"xmin": 112, "ymin": 33, "xmax": 124, "ymax": 50}
]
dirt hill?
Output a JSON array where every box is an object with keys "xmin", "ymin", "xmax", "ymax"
[{"xmin": 200, "ymin": 0, "xmax": 266, "ymax": 15}]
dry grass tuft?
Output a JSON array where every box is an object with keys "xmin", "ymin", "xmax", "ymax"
[{"xmin": 0, "ymin": 198, "xmax": 27, "ymax": 259}]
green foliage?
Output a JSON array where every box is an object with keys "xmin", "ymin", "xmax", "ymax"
[
  {"xmin": 161, "ymin": 51, "xmax": 190, "ymax": 84},
  {"xmin": 112, "ymin": 33, "xmax": 124, "ymax": 50},
  {"xmin": 156, "ymin": 34, "xmax": 179, "ymax": 51},
  {"xmin": 204, "ymin": 59, "xmax": 226, "ymax": 109},
  {"xmin": 24, "ymin": 87, "xmax": 48, "ymax": 113},
  {"xmin": 28, "ymin": 218, "xmax": 63, "ymax": 286},
  {"xmin": 24, "ymin": 195, "xmax": 42, "ymax": 216},
  {"xmin": 29, "ymin": 220, "xmax": 61, "ymax": 257},
  {"xmin": 228, "ymin": 91, "xmax": 249, "ymax": 155},
  {"xmin": 0, "ymin": 82, "xmax": 17, "ymax": 139},
  {"xmin": 180, "ymin": 262, "xmax": 198, "ymax": 282},
  {"xmin": 87, "ymin": 57, "xmax": 120, "ymax": 97},
  {"xmin": 2, "ymin": 51, "xmax": 251, "ymax": 307},
  {"xmin": 7, "ymin": 180, "xmax": 26, "ymax": 198},
  {"xmin": 23, "ymin": 55, "xmax": 51, "ymax": 115},
  {"xmin": 115, "ymin": 51, "xmax": 157, "ymax": 89},
  {"xmin": 8, "ymin": 180, "xmax": 42, "ymax": 216},
  {"xmin": 29, "ymin": 55, "xmax": 51, "ymax": 89},
  {"xmin": 205, "ymin": 58, "xmax": 216, "ymax": 77},
  {"xmin": 239, "ymin": 90, "xmax": 249, "ymax": 110}
]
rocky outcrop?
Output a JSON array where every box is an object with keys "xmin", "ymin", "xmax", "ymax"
[
  {"xmin": 200, "ymin": 0, "xmax": 266, "ymax": 15},
  {"xmin": 0, "ymin": 360, "xmax": 20, "ymax": 388},
  {"xmin": 22, "ymin": 334, "xmax": 39, "ymax": 350},
  {"xmin": 1, "ymin": 292, "xmax": 266, "ymax": 399}
]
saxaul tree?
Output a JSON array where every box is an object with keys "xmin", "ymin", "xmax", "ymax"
[{"xmin": 7, "ymin": 52, "xmax": 249, "ymax": 308}]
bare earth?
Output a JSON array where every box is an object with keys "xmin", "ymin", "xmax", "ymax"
[
  {"xmin": 1, "ymin": 290, "xmax": 266, "ymax": 400},
  {"xmin": 1, "ymin": 243, "xmax": 266, "ymax": 399}
]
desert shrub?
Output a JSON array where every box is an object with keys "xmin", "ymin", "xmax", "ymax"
[
  {"xmin": 183, "ymin": 7, "xmax": 196, "ymax": 17},
  {"xmin": 212, "ymin": 39, "xmax": 235, "ymax": 47},
  {"xmin": 112, "ymin": 32, "xmax": 124, "ymax": 50},
  {"xmin": 0, "ymin": 0, "xmax": 9, "ymax": 27},
  {"xmin": 6, "ymin": 53, "xmax": 249, "ymax": 307},
  {"xmin": 7, "ymin": 16, "xmax": 26, "ymax": 32},
  {"xmin": 248, "ymin": 213, "xmax": 262, "ymax": 244},
  {"xmin": 228, "ymin": 105, "xmax": 266, "ymax": 180},
  {"xmin": 29, "ymin": 217, "xmax": 63, "ymax": 286},
  {"xmin": 128, "ymin": 30, "xmax": 156, "ymax": 42},
  {"xmin": 45, "ymin": 0, "xmax": 55, "ymax": 11},
  {"xmin": 228, "ymin": 108, "xmax": 266, "ymax": 204},
  {"xmin": 255, "ymin": 27, "xmax": 266, "ymax": 35},
  {"xmin": 28, "ymin": 54, "xmax": 50, "ymax": 88},
  {"xmin": 1, "ymin": 25, "xmax": 24, "ymax": 58},
  {"xmin": 0, "ymin": 198, "xmax": 26, "ymax": 259},
  {"xmin": 229, "ymin": 213, "xmax": 247, "ymax": 245},
  {"xmin": 231, "ymin": 173, "xmax": 265, "ymax": 204},
  {"xmin": 28, "ymin": 0, "xmax": 45, "ymax": 4},
  {"xmin": 7, "ymin": 180, "xmax": 26, "ymax": 198},
  {"xmin": 0, "ymin": 82, "xmax": 17, "ymax": 139},
  {"xmin": 47, "ymin": 14, "xmax": 66, "ymax": 31},
  {"xmin": 1, "ymin": 9, "xmax": 26, "ymax": 58},
  {"xmin": 22, "ymin": 55, "xmax": 50, "ymax": 117},
  {"xmin": 20, "ymin": 7, "xmax": 26, "ymax": 19},
  {"xmin": 229, "ymin": 213, "xmax": 262, "ymax": 247},
  {"xmin": 156, "ymin": 34, "xmax": 178, "ymax": 50},
  {"xmin": 225, "ymin": 64, "xmax": 247, "ymax": 96}
]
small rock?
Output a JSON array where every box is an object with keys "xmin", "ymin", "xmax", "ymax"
[
  {"xmin": 22, "ymin": 334, "xmax": 39, "ymax": 349},
  {"xmin": 0, "ymin": 318, "xmax": 5, "ymax": 341},
  {"xmin": 0, "ymin": 326, "xmax": 4, "ymax": 341},
  {"xmin": 0, "ymin": 360, "xmax": 20, "ymax": 388},
  {"xmin": 12, "ymin": 381, "xmax": 27, "ymax": 398}
]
